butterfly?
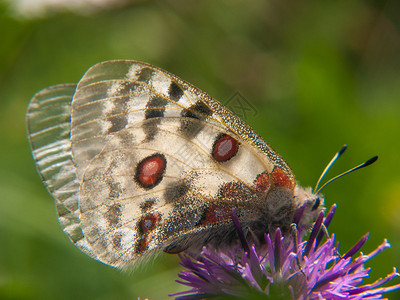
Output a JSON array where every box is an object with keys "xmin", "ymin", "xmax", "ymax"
[{"xmin": 26, "ymin": 60, "xmax": 327, "ymax": 268}]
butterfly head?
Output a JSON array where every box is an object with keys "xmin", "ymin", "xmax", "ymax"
[{"xmin": 294, "ymin": 185, "xmax": 325, "ymax": 228}]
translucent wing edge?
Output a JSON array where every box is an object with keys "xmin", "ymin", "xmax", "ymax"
[{"xmin": 26, "ymin": 84, "xmax": 95, "ymax": 258}]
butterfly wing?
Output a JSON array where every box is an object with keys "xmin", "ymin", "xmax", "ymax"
[
  {"xmin": 70, "ymin": 60, "xmax": 294, "ymax": 184},
  {"xmin": 26, "ymin": 84, "xmax": 96, "ymax": 258},
  {"xmin": 27, "ymin": 60, "xmax": 297, "ymax": 268}
]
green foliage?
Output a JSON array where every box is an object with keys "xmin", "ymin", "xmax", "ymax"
[{"xmin": 0, "ymin": 1, "xmax": 399, "ymax": 299}]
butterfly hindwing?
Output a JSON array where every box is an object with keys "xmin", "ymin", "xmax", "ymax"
[
  {"xmin": 78, "ymin": 116, "xmax": 273, "ymax": 266},
  {"xmin": 26, "ymin": 84, "xmax": 96, "ymax": 258}
]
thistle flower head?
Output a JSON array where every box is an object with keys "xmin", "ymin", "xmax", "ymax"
[{"xmin": 171, "ymin": 205, "xmax": 400, "ymax": 299}]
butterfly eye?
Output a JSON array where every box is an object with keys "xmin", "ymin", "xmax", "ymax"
[{"xmin": 311, "ymin": 197, "xmax": 320, "ymax": 211}]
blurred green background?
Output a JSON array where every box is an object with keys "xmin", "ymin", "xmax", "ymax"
[{"xmin": 1, "ymin": 0, "xmax": 399, "ymax": 299}]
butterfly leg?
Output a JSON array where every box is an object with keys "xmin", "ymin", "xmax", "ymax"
[
  {"xmin": 320, "ymin": 223, "xmax": 342, "ymax": 259},
  {"xmin": 247, "ymin": 227, "xmax": 260, "ymax": 247},
  {"xmin": 320, "ymin": 223, "xmax": 329, "ymax": 239},
  {"xmin": 290, "ymin": 223, "xmax": 306, "ymax": 276}
]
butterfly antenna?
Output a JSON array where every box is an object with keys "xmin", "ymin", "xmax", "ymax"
[
  {"xmin": 315, "ymin": 155, "xmax": 378, "ymax": 194},
  {"xmin": 314, "ymin": 145, "xmax": 348, "ymax": 192}
]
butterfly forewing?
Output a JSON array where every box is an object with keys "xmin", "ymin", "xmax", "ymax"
[{"xmin": 70, "ymin": 61, "xmax": 293, "ymax": 182}]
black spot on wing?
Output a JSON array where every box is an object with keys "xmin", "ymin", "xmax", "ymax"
[
  {"xmin": 142, "ymin": 118, "xmax": 161, "ymax": 141},
  {"xmin": 164, "ymin": 183, "xmax": 189, "ymax": 203},
  {"xmin": 112, "ymin": 232, "xmax": 122, "ymax": 248},
  {"xmin": 105, "ymin": 204, "xmax": 122, "ymax": 227},
  {"xmin": 104, "ymin": 93, "xmax": 130, "ymax": 134},
  {"xmin": 114, "ymin": 81, "xmax": 141, "ymax": 96},
  {"xmin": 180, "ymin": 101, "xmax": 213, "ymax": 138},
  {"xmin": 158, "ymin": 199, "xmax": 205, "ymax": 246},
  {"xmin": 117, "ymin": 130, "xmax": 137, "ymax": 148},
  {"xmin": 145, "ymin": 109, "xmax": 163, "ymax": 119},
  {"xmin": 143, "ymin": 96, "xmax": 168, "ymax": 141},
  {"xmin": 168, "ymin": 82, "xmax": 184, "ymax": 102},
  {"xmin": 181, "ymin": 101, "xmax": 213, "ymax": 119},
  {"xmin": 180, "ymin": 118, "xmax": 202, "ymax": 139},
  {"xmin": 140, "ymin": 198, "xmax": 157, "ymax": 212},
  {"xmin": 145, "ymin": 96, "xmax": 168, "ymax": 119},
  {"xmin": 107, "ymin": 180, "xmax": 123, "ymax": 200},
  {"xmin": 137, "ymin": 67, "xmax": 154, "ymax": 82},
  {"xmin": 108, "ymin": 115, "xmax": 128, "ymax": 133}
]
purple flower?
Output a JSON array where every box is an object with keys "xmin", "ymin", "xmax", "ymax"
[{"xmin": 171, "ymin": 205, "xmax": 400, "ymax": 299}]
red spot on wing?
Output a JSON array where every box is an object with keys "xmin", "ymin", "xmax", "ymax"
[
  {"xmin": 136, "ymin": 154, "xmax": 166, "ymax": 189},
  {"xmin": 140, "ymin": 213, "xmax": 160, "ymax": 233},
  {"xmin": 137, "ymin": 234, "xmax": 152, "ymax": 253},
  {"xmin": 271, "ymin": 167, "xmax": 294, "ymax": 189},
  {"xmin": 136, "ymin": 213, "xmax": 161, "ymax": 254},
  {"xmin": 201, "ymin": 204, "xmax": 231, "ymax": 225},
  {"xmin": 212, "ymin": 134, "xmax": 239, "ymax": 162},
  {"xmin": 254, "ymin": 172, "xmax": 271, "ymax": 192}
]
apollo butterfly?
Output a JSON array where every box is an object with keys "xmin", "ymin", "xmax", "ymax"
[{"xmin": 26, "ymin": 60, "xmax": 340, "ymax": 268}]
